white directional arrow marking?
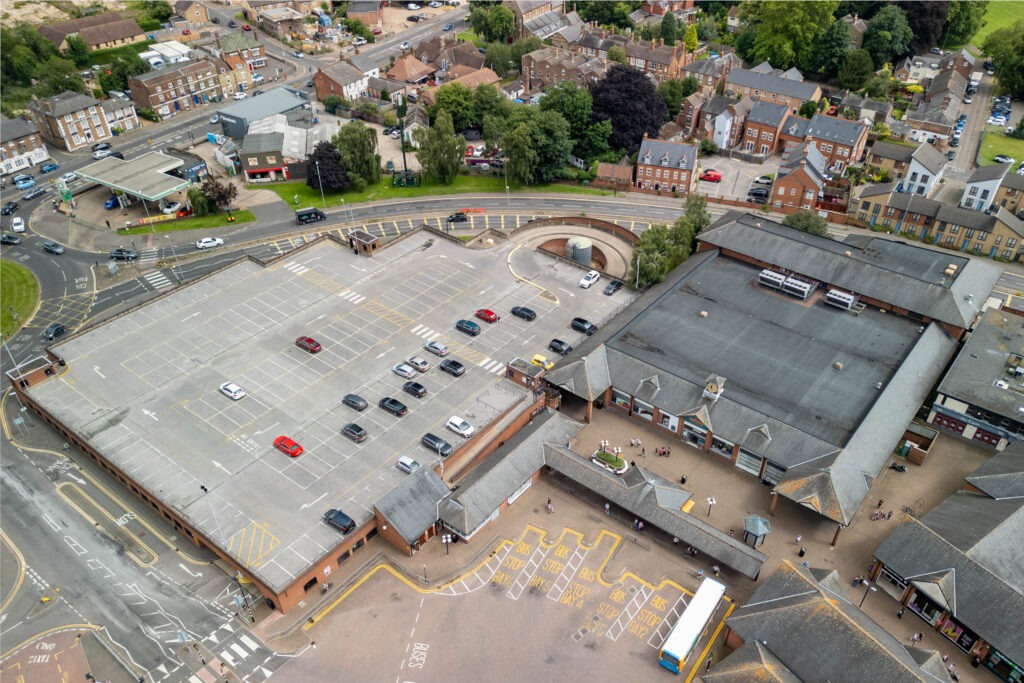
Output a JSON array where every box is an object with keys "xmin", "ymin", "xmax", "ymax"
[
  {"xmin": 211, "ymin": 460, "xmax": 231, "ymax": 475},
  {"xmin": 142, "ymin": 409, "xmax": 159, "ymax": 421},
  {"xmin": 93, "ymin": 366, "xmax": 106, "ymax": 379}
]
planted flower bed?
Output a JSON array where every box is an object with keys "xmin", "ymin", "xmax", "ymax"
[{"xmin": 591, "ymin": 449, "xmax": 629, "ymax": 475}]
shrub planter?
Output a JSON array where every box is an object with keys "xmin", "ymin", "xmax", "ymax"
[{"xmin": 591, "ymin": 449, "xmax": 629, "ymax": 475}]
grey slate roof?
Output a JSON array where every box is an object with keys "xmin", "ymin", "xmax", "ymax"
[
  {"xmin": 684, "ymin": 58, "xmax": 720, "ymax": 78},
  {"xmin": 31, "ymin": 91, "xmax": 101, "ymax": 118},
  {"xmin": 703, "ymin": 94, "xmax": 736, "ymax": 117},
  {"xmin": 0, "ymin": 115, "xmax": 38, "ymax": 143},
  {"xmin": 965, "ymin": 442, "xmax": 1024, "ymax": 499},
  {"xmin": 723, "ymin": 562, "xmax": 951, "ymax": 683},
  {"xmin": 778, "ymin": 141, "xmax": 827, "ymax": 188},
  {"xmin": 886, "ymin": 191, "xmax": 942, "ymax": 218},
  {"xmin": 780, "ymin": 113, "xmax": 810, "ymax": 138},
  {"xmin": 806, "ymin": 113, "xmax": 866, "ymax": 146},
  {"xmin": 726, "ymin": 67, "xmax": 819, "ymax": 102},
  {"xmin": 637, "ymin": 137, "xmax": 697, "ymax": 171},
  {"xmin": 967, "ymin": 163, "xmax": 1010, "ymax": 183},
  {"xmin": 698, "ymin": 213, "xmax": 1000, "ymax": 330},
  {"xmin": 239, "ymin": 132, "xmax": 284, "ymax": 154},
  {"xmin": 374, "ymin": 467, "xmax": 450, "ymax": 544},
  {"xmin": 857, "ymin": 181, "xmax": 898, "ymax": 198},
  {"xmin": 911, "ymin": 142, "xmax": 947, "ymax": 175},
  {"xmin": 1003, "ymin": 172, "xmax": 1024, "ymax": 192},
  {"xmin": 871, "ymin": 140, "xmax": 916, "ymax": 163},
  {"xmin": 874, "ymin": 497, "xmax": 1024, "ymax": 665},
  {"xmin": 746, "ymin": 99, "xmax": 788, "ymax": 127},
  {"xmin": 218, "ymin": 33, "xmax": 260, "ymax": 54},
  {"xmin": 320, "ymin": 60, "xmax": 365, "ymax": 87}
]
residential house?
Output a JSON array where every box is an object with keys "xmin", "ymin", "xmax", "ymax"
[
  {"xmin": 505, "ymin": 0, "xmax": 581, "ymax": 41},
  {"xmin": 314, "ymin": 61, "xmax": 370, "ymax": 101},
  {"xmin": 900, "ymin": 142, "xmax": 947, "ymax": 196},
  {"xmin": 415, "ymin": 37, "xmax": 486, "ymax": 75},
  {"xmin": 851, "ymin": 182, "xmax": 942, "ymax": 235},
  {"xmin": 634, "ymin": 135, "xmax": 697, "ymax": 195},
  {"xmin": 27, "ymin": 92, "xmax": 121, "ymax": 152},
  {"xmin": 402, "ymin": 104, "xmax": 430, "ymax": 143},
  {"xmin": 894, "ymin": 54, "xmax": 943, "ymax": 85},
  {"xmin": 257, "ymin": 6, "xmax": 306, "ymax": 39},
  {"xmin": 521, "ymin": 46, "xmax": 607, "ymax": 96},
  {"xmin": 243, "ymin": 0, "xmax": 315, "ymax": 14},
  {"xmin": 961, "ymin": 164, "xmax": 1011, "ymax": 212},
  {"xmin": 213, "ymin": 33, "xmax": 267, "ymax": 72},
  {"xmin": 347, "ymin": 0, "xmax": 382, "ymax": 27},
  {"xmin": 385, "ymin": 55, "xmax": 436, "ymax": 85},
  {"xmin": 724, "ymin": 64, "xmax": 821, "ymax": 113},
  {"xmin": 214, "ymin": 57, "xmax": 254, "ymax": 97},
  {"xmin": 681, "ymin": 54, "xmax": 740, "ymax": 97},
  {"xmin": 871, "ymin": 444, "xmax": 1024, "ymax": 681},
  {"xmin": 725, "ymin": 5, "xmax": 742, "ymax": 33},
  {"xmin": 709, "ymin": 97, "xmax": 754, "ymax": 151},
  {"xmin": 773, "ymin": 142, "xmax": 831, "ymax": 211},
  {"xmin": 1, "ymin": 116, "xmax": 49, "ymax": 176},
  {"xmin": 571, "ymin": 28, "xmax": 692, "ymax": 81},
  {"xmin": 173, "ymin": 1, "xmax": 211, "ymax": 25},
  {"xmin": 942, "ymin": 49, "xmax": 977, "ymax": 81},
  {"xmin": 803, "ymin": 113, "xmax": 869, "ymax": 172},
  {"xmin": 739, "ymin": 99, "xmax": 789, "ymax": 155},
  {"xmin": 366, "ymin": 76, "xmax": 407, "ymax": 106},
  {"xmin": 239, "ymin": 132, "xmax": 290, "ymax": 182},
  {"xmin": 991, "ymin": 171, "xmax": 1024, "ymax": 216},
  {"xmin": 925, "ymin": 70, "xmax": 967, "ymax": 103},
  {"xmin": 711, "ymin": 562, "xmax": 949, "ymax": 683},
  {"xmin": 128, "ymin": 60, "xmax": 222, "ymax": 121},
  {"xmin": 419, "ymin": 68, "xmax": 500, "ymax": 107},
  {"xmin": 629, "ymin": 1, "xmax": 697, "ymax": 28},
  {"xmin": 692, "ymin": 95, "xmax": 735, "ymax": 145},
  {"xmin": 99, "ymin": 98, "xmax": 140, "ymax": 137},
  {"xmin": 776, "ymin": 113, "xmax": 811, "ymax": 150},
  {"xmin": 839, "ymin": 93, "xmax": 894, "ymax": 125},
  {"xmin": 840, "ymin": 13, "xmax": 868, "ymax": 49},
  {"xmin": 903, "ymin": 96, "xmax": 959, "ymax": 143},
  {"xmin": 38, "ymin": 12, "xmax": 145, "ymax": 52},
  {"xmin": 677, "ymin": 93, "xmax": 706, "ymax": 138},
  {"xmin": 868, "ymin": 141, "xmax": 920, "ymax": 180}
]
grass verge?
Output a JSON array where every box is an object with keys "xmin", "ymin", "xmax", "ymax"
[
  {"xmin": 119, "ymin": 210, "xmax": 256, "ymax": 235},
  {"xmin": 980, "ymin": 127, "xmax": 1024, "ymax": 166},
  {"xmin": 0, "ymin": 260, "xmax": 39, "ymax": 339},
  {"xmin": 971, "ymin": 1, "xmax": 1024, "ymax": 50}
]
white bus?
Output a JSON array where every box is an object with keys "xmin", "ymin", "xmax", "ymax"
[{"xmin": 658, "ymin": 578, "xmax": 727, "ymax": 674}]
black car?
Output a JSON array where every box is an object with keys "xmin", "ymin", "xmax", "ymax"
[
  {"xmin": 747, "ymin": 187, "xmax": 769, "ymax": 198},
  {"xmin": 42, "ymin": 241, "xmax": 65, "ymax": 255},
  {"xmin": 306, "ymin": 78, "xmax": 315, "ymax": 87},
  {"xmin": 211, "ymin": 16, "xmax": 221, "ymax": 23},
  {"xmin": 342, "ymin": 393, "xmax": 368, "ymax": 411},
  {"xmin": 406, "ymin": 14, "xmax": 420, "ymax": 21},
  {"xmin": 91, "ymin": 141, "xmax": 112, "ymax": 152},
  {"xmin": 448, "ymin": 212, "xmax": 468, "ymax": 223},
  {"xmin": 228, "ymin": 19, "xmax": 236, "ymax": 27},
  {"xmin": 403, "ymin": 381, "xmax": 427, "ymax": 398},
  {"xmin": 110, "ymin": 248, "xmax": 138, "ymax": 260},
  {"xmin": 1, "ymin": 202, "xmax": 18, "ymax": 215},
  {"xmin": 341, "ymin": 422, "xmax": 368, "ymax": 442},
  {"xmin": 747, "ymin": 196, "xmax": 768, "ymax": 205},
  {"xmin": 603, "ymin": 280, "xmax": 623, "ymax": 296},
  {"xmin": 571, "ymin": 317, "xmax": 598, "ymax": 336},
  {"xmin": 549, "ymin": 339, "xmax": 573, "ymax": 355},
  {"xmin": 511, "ymin": 306, "xmax": 536, "ymax": 321},
  {"xmin": 946, "ymin": 150, "xmax": 956, "ymax": 160},
  {"xmin": 42, "ymin": 323, "xmax": 66, "ymax": 341},
  {"xmin": 439, "ymin": 359, "xmax": 465, "ymax": 377},
  {"xmin": 421, "ymin": 432, "xmax": 454, "ymax": 457},
  {"xmin": 323, "ymin": 508, "xmax": 356, "ymax": 533},
  {"xmin": 378, "ymin": 396, "xmax": 408, "ymax": 416},
  {"xmin": 1, "ymin": 233, "xmax": 22, "ymax": 246}
]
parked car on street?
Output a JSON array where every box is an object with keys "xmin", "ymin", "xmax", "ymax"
[{"xmin": 700, "ymin": 169, "xmax": 722, "ymax": 182}]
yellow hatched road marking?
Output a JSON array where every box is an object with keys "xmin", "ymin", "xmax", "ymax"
[{"xmin": 229, "ymin": 521, "xmax": 279, "ymax": 569}]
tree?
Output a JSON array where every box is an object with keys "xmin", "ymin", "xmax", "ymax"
[
  {"xmin": 485, "ymin": 42, "xmax": 513, "ymax": 77},
  {"xmin": 432, "ymin": 83, "xmax": 475, "ymax": 131},
  {"xmin": 510, "ymin": 36, "xmax": 542, "ymax": 66},
  {"xmin": 540, "ymin": 80, "xmax": 593, "ymax": 156},
  {"xmin": 740, "ymin": 0, "xmax": 839, "ymax": 70},
  {"xmin": 35, "ymin": 56, "xmax": 86, "ymax": 96},
  {"xmin": 576, "ymin": 119, "xmax": 612, "ymax": 162},
  {"xmin": 812, "ymin": 19, "xmax": 852, "ymax": 76},
  {"xmin": 414, "ymin": 109, "xmax": 464, "ymax": 185},
  {"xmin": 332, "ymin": 120, "xmax": 380, "ymax": 190},
  {"xmin": 98, "ymin": 53, "xmax": 151, "ymax": 92},
  {"xmin": 658, "ymin": 78, "xmax": 698, "ymax": 119},
  {"xmin": 783, "ymin": 211, "xmax": 830, "ymax": 237},
  {"xmin": 64, "ymin": 36, "xmax": 90, "ymax": 67},
  {"xmin": 607, "ymin": 45, "xmax": 627, "ymax": 64},
  {"xmin": 487, "ymin": 5, "xmax": 516, "ymax": 43},
  {"xmin": 863, "ymin": 5, "xmax": 912, "ymax": 68},
  {"xmin": 838, "ymin": 48, "xmax": 874, "ymax": 89},
  {"xmin": 504, "ymin": 107, "xmax": 572, "ymax": 184},
  {"xmin": 982, "ymin": 20, "xmax": 1024, "ymax": 98},
  {"xmin": 590, "ymin": 64, "xmax": 667, "ymax": 155},
  {"xmin": 697, "ymin": 17, "xmax": 719, "ymax": 42},
  {"xmin": 943, "ymin": 0, "xmax": 988, "ymax": 45},
  {"xmin": 576, "ymin": 0, "xmax": 635, "ymax": 29},
  {"xmin": 677, "ymin": 192, "xmax": 711, "ymax": 239},
  {"xmin": 200, "ymin": 175, "xmax": 238, "ymax": 209},
  {"xmin": 504, "ymin": 123, "xmax": 538, "ymax": 185},
  {"xmin": 187, "ymin": 187, "xmax": 211, "ymax": 216},
  {"xmin": 472, "ymin": 84, "xmax": 507, "ymax": 129},
  {"xmin": 699, "ymin": 138, "xmax": 719, "ymax": 156},
  {"xmin": 138, "ymin": 0, "xmax": 173, "ymax": 23},
  {"xmin": 306, "ymin": 141, "xmax": 349, "ymax": 192},
  {"xmin": 799, "ymin": 100, "xmax": 819, "ymax": 118},
  {"xmin": 899, "ymin": 1, "xmax": 949, "ymax": 54},
  {"xmin": 661, "ymin": 12, "xmax": 678, "ymax": 45},
  {"xmin": 683, "ymin": 23, "xmax": 699, "ymax": 52}
]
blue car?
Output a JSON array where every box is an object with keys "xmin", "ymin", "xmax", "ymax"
[
  {"xmin": 104, "ymin": 196, "xmax": 121, "ymax": 209},
  {"xmin": 40, "ymin": 162, "xmax": 59, "ymax": 173},
  {"xmin": 15, "ymin": 177, "xmax": 35, "ymax": 190},
  {"xmin": 455, "ymin": 319, "xmax": 481, "ymax": 336}
]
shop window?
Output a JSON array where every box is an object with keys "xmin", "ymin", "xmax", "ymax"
[{"xmin": 632, "ymin": 399, "xmax": 654, "ymax": 421}]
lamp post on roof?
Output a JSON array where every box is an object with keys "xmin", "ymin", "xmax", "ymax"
[{"xmin": 706, "ymin": 496, "xmax": 716, "ymax": 518}]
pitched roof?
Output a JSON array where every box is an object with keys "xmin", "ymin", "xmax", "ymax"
[
  {"xmin": 726, "ymin": 68, "xmax": 820, "ymax": 101},
  {"xmin": 77, "ymin": 18, "xmax": 144, "ymax": 47},
  {"xmin": 0, "ymin": 115, "xmax": 38, "ymax": 143},
  {"xmin": 38, "ymin": 11, "xmax": 125, "ymax": 45},
  {"xmin": 746, "ymin": 99, "xmax": 789, "ymax": 127},
  {"xmin": 870, "ymin": 140, "xmax": 916, "ymax": 163},
  {"xmin": 638, "ymin": 137, "xmax": 697, "ymax": 171},
  {"xmin": 218, "ymin": 33, "xmax": 261, "ymax": 54},
  {"xmin": 780, "ymin": 113, "xmax": 810, "ymax": 139},
  {"xmin": 778, "ymin": 141, "xmax": 827, "ymax": 188},
  {"xmin": 683, "ymin": 58, "xmax": 721, "ymax": 78},
  {"xmin": 967, "ymin": 163, "xmax": 1011, "ymax": 184},
  {"xmin": 967, "ymin": 442, "xmax": 1024, "ymax": 500},
  {"xmin": 239, "ymin": 132, "xmax": 284, "ymax": 154},
  {"xmin": 806, "ymin": 113, "xmax": 867, "ymax": 146},
  {"xmin": 928, "ymin": 69, "xmax": 967, "ymax": 98},
  {"xmin": 29, "ymin": 91, "xmax": 101, "ymax": 118},
  {"xmin": 374, "ymin": 467, "xmax": 451, "ymax": 544},
  {"xmin": 320, "ymin": 60, "xmax": 365, "ymax": 87},
  {"xmin": 385, "ymin": 54, "xmax": 435, "ymax": 83},
  {"xmin": 910, "ymin": 142, "xmax": 947, "ymax": 175}
]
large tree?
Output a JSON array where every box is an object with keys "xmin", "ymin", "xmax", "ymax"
[
  {"xmin": 470, "ymin": 4, "xmax": 515, "ymax": 43},
  {"xmin": 982, "ymin": 19, "xmax": 1024, "ymax": 98},
  {"xmin": 540, "ymin": 80, "xmax": 593, "ymax": 157},
  {"xmin": 657, "ymin": 78, "xmax": 697, "ymax": 119},
  {"xmin": 590, "ymin": 64, "xmax": 667, "ymax": 155},
  {"xmin": 838, "ymin": 48, "xmax": 875, "ymax": 89},
  {"xmin": 575, "ymin": 0, "xmax": 635, "ymax": 29},
  {"xmin": 200, "ymin": 175, "xmax": 239, "ymax": 208},
  {"xmin": 431, "ymin": 83, "xmax": 475, "ymax": 131},
  {"xmin": 413, "ymin": 109, "xmax": 464, "ymax": 185},
  {"xmin": 332, "ymin": 120, "xmax": 380, "ymax": 190},
  {"xmin": 504, "ymin": 123, "xmax": 538, "ymax": 185},
  {"xmin": 683, "ymin": 23, "xmax": 698, "ymax": 52},
  {"xmin": 306, "ymin": 141, "xmax": 349, "ymax": 191},
  {"xmin": 783, "ymin": 210, "xmax": 830, "ymax": 237},
  {"xmin": 472, "ymin": 84, "xmax": 508, "ymax": 129},
  {"xmin": 607, "ymin": 45, "xmax": 627, "ymax": 64},
  {"xmin": 98, "ymin": 53, "xmax": 151, "ymax": 92},
  {"xmin": 661, "ymin": 12, "xmax": 678, "ymax": 46},
  {"xmin": 898, "ymin": 1, "xmax": 949, "ymax": 54},
  {"xmin": 739, "ymin": 0, "xmax": 839, "ymax": 70},
  {"xmin": 34, "ymin": 56, "xmax": 85, "ymax": 97},
  {"xmin": 944, "ymin": 0, "xmax": 988, "ymax": 45},
  {"xmin": 812, "ymin": 18, "xmax": 852, "ymax": 76},
  {"xmin": 863, "ymin": 5, "xmax": 913, "ymax": 68},
  {"xmin": 484, "ymin": 42, "xmax": 514, "ymax": 77},
  {"xmin": 504, "ymin": 107, "xmax": 572, "ymax": 184},
  {"xmin": 64, "ymin": 35, "xmax": 90, "ymax": 67}
]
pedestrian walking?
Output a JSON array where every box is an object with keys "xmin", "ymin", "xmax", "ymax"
[
  {"xmin": 636, "ymin": 437, "xmax": 642, "ymax": 447},
  {"xmin": 942, "ymin": 654, "xmax": 950, "ymax": 663},
  {"xmin": 712, "ymin": 565, "xmax": 720, "ymax": 577},
  {"xmin": 105, "ymin": 219, "xmax": 110, "ymax": 230},
  {"xmin": 911, "ymin": 632, "xmax": 922, "ymax": 644},
  {"xmin": 897, "ymin": 607, "xmax": 905, "ymax": 619},
  {"xmin": 696, "ymin": 569, "xmax": 705, "ymax": 579},
  {"xmin": 795, "ymin": 534, "xmax": 802, "ymax": 545},
  {"xmin": 798, "ymin": 546, "xmax": 806, "ymax": 558},
  {"xmin": 604, "ymin": 502, "xmax": 611, "ymax": 516},
  {"xmin": 947, "ymin": 662, "xmax": 955, "ymax": 673},
  {"xmin": 630, "ymin": 437, "xmax": 636, "ymax": 447},
  {"xmin": 672, "ymin": 536, "xmax": 679, "ymax": 546},
  {"xmin": 637, "ymin": 520, "xmax": 645, "ymax": 532},
  {"xmin": 640, "ymin": 447, "xmax": 645, "ymax": 457},
  {"xmin": 546, "ymin": 498, "xmax": 554, "ymax": 514},
  {"xmin": 877, "ymin": 499, "xmax": 884, "ymax": 509},
  {"xmin": 633, "ymin": 518, "xmax": 639, "ymax": 530}
]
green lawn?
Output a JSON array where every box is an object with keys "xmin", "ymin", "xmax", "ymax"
[
  {"xmin": 0, "ymin": 260, "xmax": 39, "ymax": 339},
  {"xmin": 980, "ymin": 126, "xmax": 1024, "ymax": 165},
  {"xmin": 120, "ymin": 210, "xmax": 256, "ymax": 236},
  {"xmin": 970, "ymin": 1, "xmax": 1024, "ymax": 50}
]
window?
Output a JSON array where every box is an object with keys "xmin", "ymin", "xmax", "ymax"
[
  {"xmin": 950, "ymin": 225, "xmax": 960, "ymax": 234},
  {"xmin": 805, "ymin": 190, "xmax": 813, "ymax": 199},
  {"xmin": 1002, "ymin": 249, "xmax": 1013, "ymax": 259},
  {"xmin": 267, "ymin": 155, "xmax": 276, "ymax": 164},
  {"xmin": 1009, "ymin": 238, "xmax": 1018, "ymax": 249},
  {"xmin": 861, "ymin": 201, "xmax": 871, "ymax": 210},
  {"xmin": 995, "ymin": 234, "xmax": 1003, "ymax": 245},
  {"xmin": 886, "ymin": 207, "xmax": 896, "ymax": 217},
  {"xmin": 910, "ymin": 172, "xmax": 918, "ymax": 182},
  {"xmin": 969, "ymin": 187, "xmax": 978, "ymax": 196},
  {"xmin": 981, "ymin": 190, "xmax": 990, "ymax": 200},
  {"xmin": 945, "ymin": 235, "xmax": 955, "ymax": 245},
  {"xmin": 965, "ymin": 228, "xmax": 975, "ymax": 238},
  {"xmin": 921, "ymin": 174, "xmax": 930, "ymax": 184},
  {"xmin": 978, "ymin": 232, "xmax": 987, "ymax": 241},
  {"xmin": 872, "ymin": 204, "xmax": 880, "ymax": 214},
  {"xmin": 247, "ymin": 157, "xmax": 257, "ymax": 165}
]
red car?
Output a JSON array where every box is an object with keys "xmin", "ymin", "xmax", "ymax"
[
  {"xmin": 699, "ymin": 169, "xmax": 722, "ymax": 182},
  {"xmin": 295, "ymin": 336, "xmax": 322, "ymax": 353},
  {"xmin": 274, "ymin": 436, "xmax": 303, "ymax": 457},
  {"xmin": 242, "ymin": 23, "xmax": 252, "ymax": 31},
  {"xmin": 475, "ymin": 308, "xmax": 500, "ymax": 323}
]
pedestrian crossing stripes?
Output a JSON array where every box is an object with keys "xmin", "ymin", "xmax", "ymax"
[
  {"xmin": 480, "ymin": 358, "xmax": 506, "ymax": 374},
  {"xmin": 144, "ymin": 270, "xmax": 173, "ymax": 290},
  {"xmin": 136, "ymin": 249, "xmax": 159, "ymax": 263},
  {"xmin": 338, "ymin": 289, "xmax": 366, "ymax": 304},
  {"xmin": 282, "ymin": 261, "xmax": 309, "ymax": 275},
  {"xmin": 410, "ymin": 323, "xmax": 440, "ymax": 340}
]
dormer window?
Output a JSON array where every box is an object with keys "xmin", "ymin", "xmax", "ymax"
[
  {"xmin": 678, "ymin": 158, "xmax": 687, "ymax": 169},
  {"xmin": 643, "ymin": 153, "xmax": 651, "ymax": 164},
  {"xmin": 661, "ymin": 153, "xmax": 670, "ymax": 166}
]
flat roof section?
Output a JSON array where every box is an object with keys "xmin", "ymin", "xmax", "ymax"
[
  {"xmin": 76, "ymin": 152, "xmax": 190, "ymax": 200},
  {"xmin": 606, "ymin": 254, "xmax": 926, "ymax": 447},
  {"xmin": 28, "ymin": 238, "xmax": 532, "ymax": 594}
]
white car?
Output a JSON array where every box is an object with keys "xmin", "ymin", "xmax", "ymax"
[
  {"xmin": 162, "ymin": 202, "xmax": 183, "ymax": 214},
  {"xmin": 11, "ymin": 217, "xmax": 25, "ymax": 233},
  {"xmin": 353, "ymin": 36, "xmax": 367, "ymax": 46},
  {"xmin": 579, "ymin": 270, "xmax": 601, "ymax": 288},
  {"xmin": 408, "ymin": 3, "xmax": 421, "ymax": 9},
  {"xmin": 428, "ymin": 0, "xmax": 442, "ymax": 6},
  {"xmin": 400, "ymin": 41, "xmax": 410, "ymax": 51},
  {"xmin": 407, "ymin": 356, "xmax": 430, "ymax": 372},
  {"xmin": 252, "ymin": 73, "xmax": 264, "ymax": 83},
  {"xmin": 210, "ymin": 114, "xmax": 220, "ymax": 124},
  {"xmin": 219, "ymin": 381, "xmax": 246, "ymax": 400},
  {"xmin": 424, "ymin": 340, "xmax": 449, "ymax": 356},
  {"xmin": 60, "ymin": 172, "xmax": 77, "ymax": 184},
  {"xmin": 92, "ymin": 149, "xmax": 114, "ymax": 160},
  {"xmin": 446, "ymin": 416, "xmax": 475, "ymax": 438},
  {"xmin": 393, "ymin": 362, "xmax": 416, "ymax": 379},
  {"xmin": 196, "ymin": 237, "xmax": 224, "ymax": 249},
  {"xmin": 232, "ymin": 92, "xmax": 247, "ymax": 100}
]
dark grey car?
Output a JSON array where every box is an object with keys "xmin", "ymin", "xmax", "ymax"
[{"xmin": 342, "ymin": 393, "xmax": 368, "ymax": 411}]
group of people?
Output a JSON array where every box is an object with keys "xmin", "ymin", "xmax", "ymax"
[{"xmin": 655, "ymin": 446, "xmax": 672, "ymax": 457}]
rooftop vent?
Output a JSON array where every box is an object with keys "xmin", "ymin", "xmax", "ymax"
[
  {"xmin": 944, "ymin": 264, "xmax": 958, "ymax": 277},
  {"xmin": 699, "ymin": 310, "xmax": 708, "ymax": 318},
  {"xmin": 833, "ymin": 361, "xmax": 844, "ymax": 371}
]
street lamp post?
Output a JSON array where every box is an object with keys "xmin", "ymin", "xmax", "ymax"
[
  {"xmin": 165, "ymin": 235, "xmax": 181, "ymax": 284},
  {"xmin": 442, "ymin": 533, "xmax": 452, "ymax": 555},
  {"xmin": 315, "ymin": 160, "xmax": 326, "ymax": 209},
  {"xmin": 706, "ymin": 496, "xmax": 716, "ymax": 518},
  {"xmin": 858, "ymin": 580, "xmax": 878, "ymax": 608}
]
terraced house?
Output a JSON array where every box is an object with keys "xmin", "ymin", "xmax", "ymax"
[
  {"xmin": 571, "ymin": 28, "xmax": 691, "ymax": 81},
  {"xmin": 129, "ymin": 61, "xmax": 222, "ymax": 121},
  {"xmin": 633, "ymin": 136, "xmax": 697, "ymax": 195},
  {"xmin": 724, "ymin": 63, "xmax": 821, "ymax": 114},
  {"xmin": 27, "ymin": 92, "xmax": 136, "ymax": 152}
]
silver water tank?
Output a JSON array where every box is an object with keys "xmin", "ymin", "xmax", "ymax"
[{"xmin": 566, "ymin": 236, "xmax": 593, "ymax": 268}]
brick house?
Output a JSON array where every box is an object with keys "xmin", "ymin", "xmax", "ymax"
[
  {"xmin": 571, "ymin": 28, "xmax": 691, "ymax": 81},
  {"xmin": 868, "ymin": 141, "xmax": 946, "ymax": 196},
  {"xmin": 415, "ymin": 37, "xmax": 485, "ymax": 74},
  {"xmin": 173, "ymin": 1, "xmax": 211, "ymax": 25},
  {"xmin": 239, "ymin": 132, "xmax": 290, "ymax": 182},
  {"xmin": 1, "ymin": 116, "xmax": 49, "ymax": 176},
  {"xmin": 776, "ymin": 113, "xmax": 811, "ymax": 150},
  {"xmin": 773, "ymin": 142, "xmax": 829, "ymax": 211},
  {"xmin": 214, "ymin": 58, "xmax": 254, "ymax": 97},
  {"xmin": 681, "ymin": 54, "xmax": 740, "ymax": 97},
  {"xmin": 27, "ymin": 92, "xmax": 123, "ymax": 152},
  {"xmin": 677, "ymin": 93, "xmax": 706, "ymax": 138},
  {"xmin": 903, "ymin": 97, "xmax": 958, "ymax": 143},
  {"xmin": 314, "ymin": 61, "xmax": 370, "ymax": 101},
  {"xmin": 213, "ymin": 34, "xmax": 267, "ymax": 73},
  {"xmin": 385, "ymin": 55, "xmax": 436, "ymax": 85},
  {"xmin": 739, "ymin": 99, "xmax": 788, "ymax": 155},
  {"xmin": 594, "ymin": 161, "xmax": 633, "ymax": 191},
  {"xmin": 521, "ymin": 46, "xmax": 607, "ymax": 95},
  {"xmin": 840, "ymin": 13, "xmax": 868, "ymax": 49},
  {"xmin": 128, "ymin": 60, "xmax": 222, "ymax": 121},
  {"xmin": 925, "ymin": 70, "xmax": 967, "ymax": 103},
  {"xmin": 505, "ymin": 0, "xmax": 567, "ymax": 40},
  {"xmin": 803, "ymin": 114, "xmax": 869, "ymax": 172},
  {"xmin": 257, "ymin": 6, "xmax": 306, "ymax": 39},
  {"xmin": 942, "ymin": 49, "xmax": 977, "ymax": 81},
  {"xmin": 634, "ymin": 135, "xmax": 697, "ymax": 195},
  {"xmin": 38, "ymin": 12, "xmax": 145, "ymax": 52},
  {"xmin": 347, "ymin": 0, "xmax": 382, "ymax": 27},
  {"xmin": 893, "ymin": 54, "xmax": 943, "ymax": 85},
  {"xmin": 867, "ymin": 141, "xmax": 920, "ymax": 180},
  {"xmin": 724, "ymin": 64, "xmax": 821, "ymax": 114}
]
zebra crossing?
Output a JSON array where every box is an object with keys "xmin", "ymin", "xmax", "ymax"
[
  {"xmin": 409, "ymin": 324, "xmax": 506, "ymax": 374},
  {"xmin": 137, "ymin": 248, "xmax": 159, "ymax": 263},
  {"xmin": 337, "ymin": 289, "xmax": 366, "ymax": 304},
  {"xmin": 143, "ymin": 269, "xmax": 174, "ymax": 291},
  {"xmin": 282, "ymin": 260, "xmax": 310, "ymax": 276}
]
